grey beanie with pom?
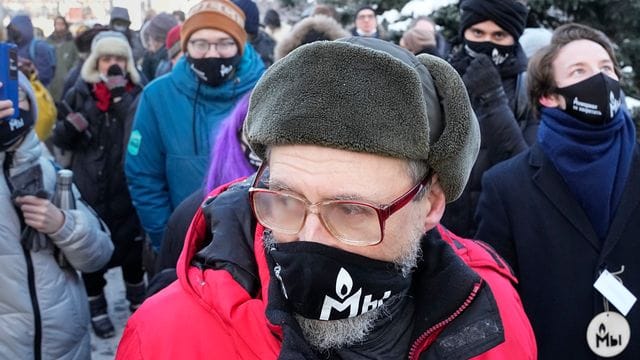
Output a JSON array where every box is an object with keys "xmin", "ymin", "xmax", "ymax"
[{"xmin": 245, "ymin": 37, "xmax": 479, "ymax": 202}]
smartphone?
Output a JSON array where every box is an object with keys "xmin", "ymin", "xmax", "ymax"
[{"xmin": 0, "ymin": 42, "xmax": 19, "ymax": 119}]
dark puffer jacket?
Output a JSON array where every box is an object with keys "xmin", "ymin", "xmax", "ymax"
[{"xmin": 52, "ymin": 76, "xmax": 143, "ymax": 266}]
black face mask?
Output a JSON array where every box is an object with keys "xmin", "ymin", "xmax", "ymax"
[
  {"xmin": 0, "ymin": 109, "xmax": 32, "ymax": 151},
  {"xmin": 555, "ymin": 72, "xmax": 622, "ymax": 125},
  {"xmin": 465, "ymin": 40, "xmax": 516, "ymax": 66},
  {"xmin": 268, "ymin": 240, "xmax": 411, "ymax": 321},
  {"xmin": 187, "ymin": 54, "xmax": 241, "ymax": 87}
]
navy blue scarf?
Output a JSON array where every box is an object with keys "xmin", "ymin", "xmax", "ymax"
[{"xmin": 538, "ymin": 107, "xmax": 636, "ymax": 240}]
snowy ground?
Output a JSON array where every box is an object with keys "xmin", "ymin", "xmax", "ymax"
[{"xmin": 90, "ymin": 267, "xmax": 131, "ymax": 360}]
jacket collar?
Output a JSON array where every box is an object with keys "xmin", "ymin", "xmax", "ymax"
[{"xmin": 2, "ymin": 132, "xmax": 41, "ymax": 176}]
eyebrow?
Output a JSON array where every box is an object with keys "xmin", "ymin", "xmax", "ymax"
[
  {"xmin": 566, "ymin": 58, "xmax": 613, "ymax": 70},
  {"xmin": 190, "ymin": 36, "xmax": 234, "ymax": 42},
  {"xmin": 268, "ymin": 178, "xmax": 374, "ymax": 203}
]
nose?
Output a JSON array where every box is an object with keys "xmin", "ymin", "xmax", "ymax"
[
  {"xmin": 298, "ymin": 211, "xmax": 335, "ymax": 245},
  {"xmin": 204, "ymin": 46, "xmax": 221, "ymax": 58}
]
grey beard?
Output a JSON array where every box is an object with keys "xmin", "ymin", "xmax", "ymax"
[{"xmin": 294, "ymin": 300, "xmax": 390, "ymax": 352}]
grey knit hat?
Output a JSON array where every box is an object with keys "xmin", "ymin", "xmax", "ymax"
[
  {"xmin": 245, "ymin": 37, "xmax": 479, "ymax": 202},
  {"xmin": 144, "ymin": 13, "xmax": 179, "ymax": 42}
]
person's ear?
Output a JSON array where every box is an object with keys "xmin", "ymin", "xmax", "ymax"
[
  {"xmin": 423, "ymin": 174, "xmax": 446, "ymax": 232},
  {"xmin": 539, "ymin": 93, "xmax": 562, "ymax": 108}
]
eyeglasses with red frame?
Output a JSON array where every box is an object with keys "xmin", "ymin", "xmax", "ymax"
[{"xmin": 248, "ymin": 163, "xmax": 432, "ymax": 246}]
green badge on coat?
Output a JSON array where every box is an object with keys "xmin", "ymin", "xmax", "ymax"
[{"xmin": 128, "ymin": 130, "xmax": 142, "ymax": 156}]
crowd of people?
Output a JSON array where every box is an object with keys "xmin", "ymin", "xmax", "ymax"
[{"xmin": 0, "ymin": 0, "xmax": 638, "ymax": 359}]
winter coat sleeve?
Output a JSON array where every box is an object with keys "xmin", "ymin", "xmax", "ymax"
[
  {"xmin": 469, "ymin": 269, "xmax": 537, "ymax": 360},
  {"xmin": 116, "ymin": 319, "xmax": 144, "ymax": 360},
  {"xmin": 34, "ymin": 41, "xmax": 55, "ymax": 86},
  {"xmin": 111, "ymin": 88, "xmax": 138, "ymax": 124},
  {"xmin": 125, "ymin": 90, "xmax": 172, "ymax": 250},
  {"xmin": 47, "ymin": 184, "xmax": 114, "ymax": 273},
  {"xmin": 51, "ymin": 86, "xmax": 88, "ymax": 151},
  {"xmin": 474, "ymin": 92, "xmax": 528, "ymax": 166},
  {"xmin": 462, "ymin": 56, "xmax": 529, "ymax": 166},
  {"xmin": 474, "ymin": 167, "xmax": 519, "ymax": 276},
  {"xmin": 155, "ymin": 190, "xmax": 202, "ymax": 273}
]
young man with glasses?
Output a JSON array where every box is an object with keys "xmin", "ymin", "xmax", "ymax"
[
  {"xmin": 125, "ymin": 0, "xmax": 265, "ymax": 262},
  {"xmin": 117, "ymin": 37, "xmax": 536, "ymax": 359}
]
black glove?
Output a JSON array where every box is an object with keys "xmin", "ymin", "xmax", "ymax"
[
  {"xmin": 104, "ymin": 64, "xmax": 127, "ymax": 100},
  {"xmin": 462, "ymin": 54, "xmax": 505, "ymax": 104}
]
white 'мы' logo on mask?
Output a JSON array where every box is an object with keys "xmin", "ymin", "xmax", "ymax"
[
  {"xmin": 319, "ymin": 268, "xmax": 391, "ymax": 320},
  {"xmin": 8, "ymin": 117, "xmax": 24, "ymax": 131},
  {"xmin": 609, "ymin": 91, "xmax": 621, "ymax": 118},
  {"xmin": 220, "ymin": 64, "xmax": 233, "ymax": 77},
  {"xmin": 491, "ymin": 47, "xmax": 508, "ymax": 65}
]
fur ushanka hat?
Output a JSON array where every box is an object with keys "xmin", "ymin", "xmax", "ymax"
[
  {"xmin": 81, "ymin": 30, "xmax": 140, "ymax": 84},
  {"xmin": 245, "ymin": 37, "xmax": 480, "ymax": 202}
]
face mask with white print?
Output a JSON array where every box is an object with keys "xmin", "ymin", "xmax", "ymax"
[
  {"xmin": 187, "ymin": 54, "xmax": 242, "ymax": 87},
  {"xmin": 555, "ymin": 72, "xmax": 622, "ymax": 125},
  {"xmin": 465, "ymin": 40, "xmax": 516, "ymax": 66}
]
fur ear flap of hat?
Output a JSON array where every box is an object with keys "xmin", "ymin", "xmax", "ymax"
[
  {"xmin": 245, "ymin": 38, "xmax": 479, "ymax": 202},
  {"xmin": 275, "ymin": 15, "xmax": 350, "ymax": 61},
  {"xmin": 416, "ymin": 53, "xmax": 480, "ymax": 202},
  {"xmin": 81, "ymin": 30, "xmax": 140, "ymax": 84}
]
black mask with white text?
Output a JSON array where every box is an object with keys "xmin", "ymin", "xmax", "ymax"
[
  {"xmin": 555, "ymin": 72, "xmax": 622, "ymax": 125},
  {"xmin": 187, "ymin": 54, "xmax": 241, "ymax": 87},
  {"xmin": 0, "ymin": 109, "xmax": 33, "ymax": 151},
  {"xmin": 465, "ymin": 40, "xmax": 516, "ymax": 66},
  {"xmin": 267, "ymin": 240, "xmax": 411, "ymax": 321}
]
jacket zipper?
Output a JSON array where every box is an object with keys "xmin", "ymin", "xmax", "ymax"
[
  {"xmin": 273, "ymin": 264, "xmax": 289, "ymax": 299},
  {"xmin": 23, "ymin": 247, "xmax": 42, "ymax": 360},
  {"xmin": 407, "ymin": 281, "xmax": 483, "ymax": 360}
]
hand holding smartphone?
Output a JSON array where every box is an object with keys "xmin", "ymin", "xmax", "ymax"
[{"xmin": 0, "ymin": 43, "xmax": 19, "ymax": 119}]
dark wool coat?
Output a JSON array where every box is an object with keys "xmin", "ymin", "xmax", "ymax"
[
  {"xmin": 441, "ymin": 70, "xmax": 537, "ymax": 238},
  {"xmin": 475, "ymin": 144, "xmax": 640, "ymax": 359},
  {"xmin": 52, "ymin": 76, "xmax": 143, "ymax": 266}
]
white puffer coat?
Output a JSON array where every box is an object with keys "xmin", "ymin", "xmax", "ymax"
[{"xmin": 0, "ymin": 132, "xmax": 113, "ymax": 359}]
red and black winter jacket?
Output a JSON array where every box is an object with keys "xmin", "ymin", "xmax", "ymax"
[{"xmin": 117, "ymin": 178, "xmax": 536, "ymax": 359}]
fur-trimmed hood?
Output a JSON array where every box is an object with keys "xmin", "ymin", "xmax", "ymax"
[
  {"xmin": 274, "ymin": 15, "xmax": 349, "ymax": 61},
  {"xmin": 81, "ymin": 31, "xmax": 141, "ymax": 84}
]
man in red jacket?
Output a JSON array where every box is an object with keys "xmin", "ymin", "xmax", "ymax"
[{"xmin": 116, "ymin": 37, "xmax": 536, "ymax": 359}]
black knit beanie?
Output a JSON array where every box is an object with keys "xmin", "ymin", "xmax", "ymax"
[
  {"xmin": 245, "ymin": 38, "xmax": 480, "ymax": 202},
  {"xmin": 355, "ymin": 5, "xmax": 376, "ymax": 18},
  {"xmin": 459, "ymin": 0, "xmax": 528, "ymax": 40}
]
